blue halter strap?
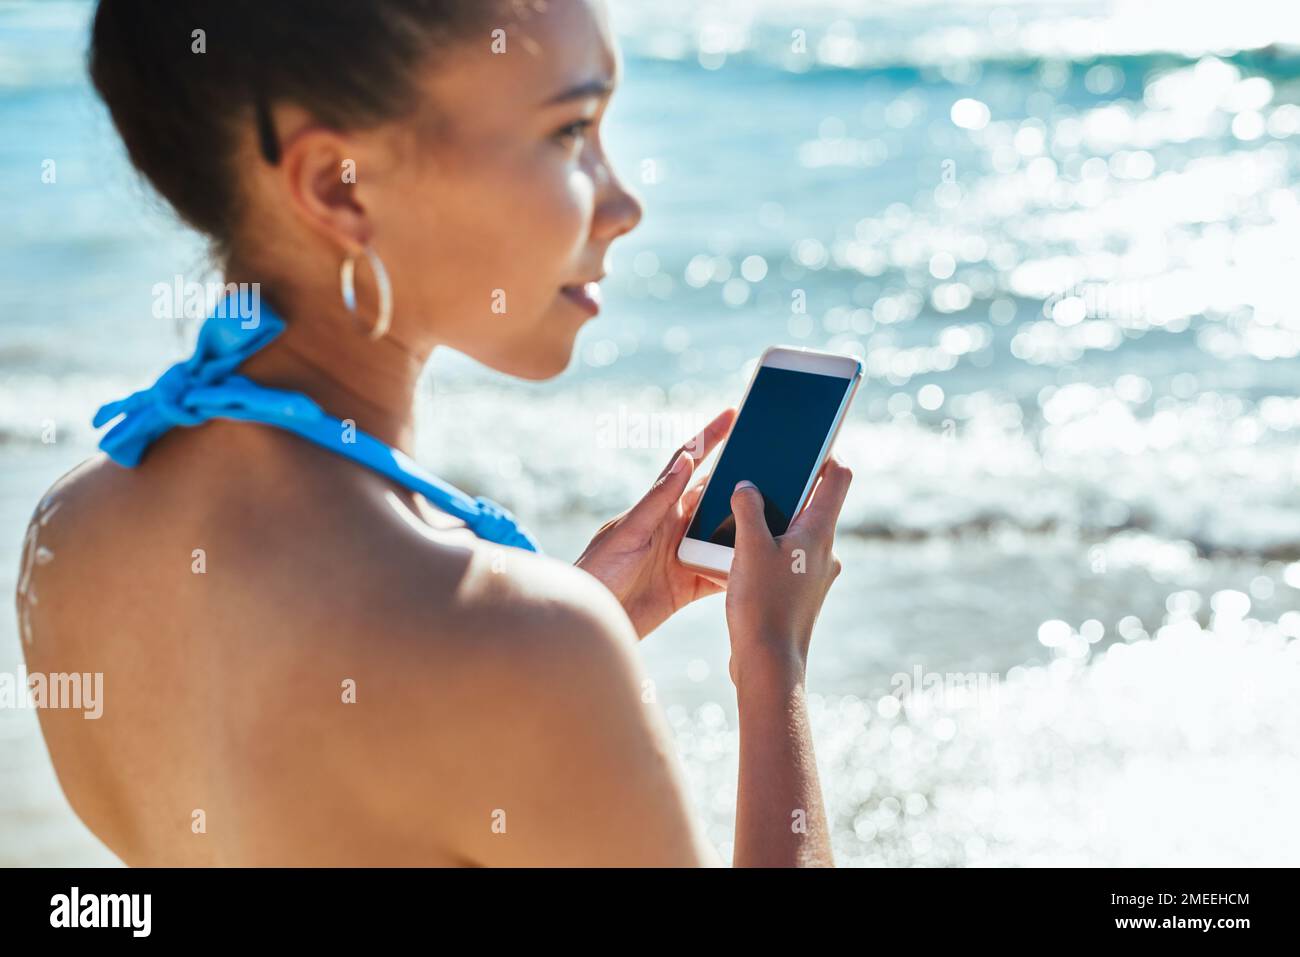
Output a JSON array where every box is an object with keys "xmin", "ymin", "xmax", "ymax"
[{"xmin": 91, "ymin": 294, "xmax": 541, "ymax": 553}]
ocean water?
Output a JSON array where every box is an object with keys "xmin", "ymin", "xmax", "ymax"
[{"xmin": 1, "ymin": 0, "xmax": 1298, "ymax": 866}]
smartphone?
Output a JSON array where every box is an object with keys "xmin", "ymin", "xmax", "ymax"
[{"xmin": 677, "ymin": 346, "xmax": 864, "ymax": 577}]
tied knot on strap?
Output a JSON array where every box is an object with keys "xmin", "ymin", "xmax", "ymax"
[
  {"xmin": 93, "ymin": 301, "xmax": 288, "ymax": 467},
  {"xmin": 152, "ymin": 363, "xmax": 210, "ymax": 427}
]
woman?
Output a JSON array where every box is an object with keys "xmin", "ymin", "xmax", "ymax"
[{"xmin": 18, "ymin": 0, "xmax": 851, "ymax": 866}]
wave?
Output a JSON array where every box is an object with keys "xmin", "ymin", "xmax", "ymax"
[
  {"xmin": 5, "ymin": 1, "xmax": 1298, "ymax": 100},
  {"xmin": 612, "ymin": 0, "xmax": 1300, "ymax": 75},
  {"xmin": 668, "ymin": 606, "xmax": 1300, "ymax": 865},
  {"xmin": 4, "ymin": 372, "xmax": 1298, "ymax": 558}
]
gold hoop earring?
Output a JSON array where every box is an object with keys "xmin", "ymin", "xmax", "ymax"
[{"xmin": 339, "ymin": 246, "xmax": 393, "ymax": 341}]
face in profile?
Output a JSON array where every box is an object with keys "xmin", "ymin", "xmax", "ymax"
[{"xmin": 354, "ymin": 0, "xmax": 643, "ymax": 380}]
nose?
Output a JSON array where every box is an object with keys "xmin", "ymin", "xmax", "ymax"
[{"xmin": 592, "ymin": 161, "xmax": 643, "ymax": 242}]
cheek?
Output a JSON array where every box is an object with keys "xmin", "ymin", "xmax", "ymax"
[
  {"xmin": 508, "ymin": 164, "xmax": 593, "ymax": 286},
  {"xmin": 379, "ymin": 152, "xmax": 593, "ymax": 333},
  {"xmin": 469, "ymin": 160, "xmax": 593, "ymax": 328}
]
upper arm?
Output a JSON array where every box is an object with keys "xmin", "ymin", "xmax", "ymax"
[
  {"xmin": 444, "ymin": 567, "xmax": 719, "ymax": 867},
  {"xmin": 296, "ymin": 495, "xmax": 721, "ymax": 867},
  {"xmin": 364, "ymin": 553, "xmax": 719, "ymax": 867}
]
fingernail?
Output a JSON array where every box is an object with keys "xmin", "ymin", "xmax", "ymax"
[
  {"xmin": 734, "ymin": 480, "xmax": 756, "ymax": 492},
  {"xmin": 670, "ymin": 452, "xmax": 689, "ymax": 475}
]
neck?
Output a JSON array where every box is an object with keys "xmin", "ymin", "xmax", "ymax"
[{"xmin": 230, "ymin": 280, "xmax": 431, "ymax": 454}]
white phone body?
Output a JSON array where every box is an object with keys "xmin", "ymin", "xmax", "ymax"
[{"xmin": 677, "ymin": 345, "xmax": 864, "ymax": 578}]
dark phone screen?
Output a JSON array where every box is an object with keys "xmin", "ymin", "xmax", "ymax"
[{"xmin": 686, "ymin": 365, "xmax": 853, "ymax": 546}]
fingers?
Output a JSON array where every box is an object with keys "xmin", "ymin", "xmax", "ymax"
[
  {"xmin": 730, "ymin": 480, "xmax": 775, "ymax": 553},
  {"xmin": 681, "ymin": 472, "xmax": 709, "ymax": 513},
  {"xmin": 655, "ymin": 447, "xmax": 697, "ymax": 502},
  {"xmin": 691, "ymin": 574, "xmax": 726, "ymax": 599},
  {"xmin": 657, "ymin": 407, "xmax": 736, "ymax": 481},
  {"xmin": 789, "ymin": 456, "xmax": 853, "ymax": 540},
  {"xmin": 621, "ymin": 448, "xmax": 696, "ymax": 536},
  {"xmin": 696, "ymin": 570, "xmax": 729, "ymax": 589},
  {"xmin": 618, "ymin": 407, "xmax": 735, "ymax": 537}
]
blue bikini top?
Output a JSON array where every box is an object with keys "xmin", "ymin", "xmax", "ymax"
[{"xmin": 91, "ymin": 293, "xmax": 541, "ymax": 553}]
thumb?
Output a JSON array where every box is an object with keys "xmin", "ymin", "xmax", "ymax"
[{"xmin": 730, "ymin": 480, "xmax": 774, "ymax": 553}]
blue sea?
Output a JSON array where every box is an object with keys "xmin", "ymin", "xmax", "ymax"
[{"xmin": 2, "ymin": 0, "xmax": 1298, "ymax": 865}]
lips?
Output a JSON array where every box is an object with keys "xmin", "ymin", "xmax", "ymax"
[{"xmin": 559, "ymin": 279, "xmax": 603, "ymax": 316}]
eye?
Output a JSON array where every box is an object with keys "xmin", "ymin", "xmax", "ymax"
[{"xmin": 553, "ymin": 118, "xmax": 594, "ymax": 147}]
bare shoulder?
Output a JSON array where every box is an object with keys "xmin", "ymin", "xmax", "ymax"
[
  {"xmin": 291, "ymin": 493, "xmax": 714, "ymax": 865},
  {"xmin": 303, "ymin": 481, "xmax": 647, "ymax": 721},
  {"xmin": 18, "ymin": 418, "xmax": 636, "ymax": 680},
  {"xmin": 15, "ymin": 450, "xmax": 152, "ymax": 651},
  {"xmin": 18, "ymin": 452, "xmax": 138, "ymax": 555},
  {"xmin": 324, "ymin": 532, "xmax": 708, "ymax": 865}
]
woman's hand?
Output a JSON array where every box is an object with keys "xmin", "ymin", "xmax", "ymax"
[
  {"xmin": 725, "ymin": 456, "xmax": 852, "ymax": 688},
  {"xmin": 575, "ymin": 408, "xmax": 736, "ymax": 639}
]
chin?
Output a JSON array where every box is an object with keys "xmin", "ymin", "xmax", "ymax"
[{"xmin": 499, "ymin": 335, "xmax": 580, "ymax": 381}]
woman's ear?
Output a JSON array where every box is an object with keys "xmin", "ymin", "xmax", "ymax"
[{"xmin": 278, "ymin": 123, "xmax": 370, "ymax": 254}]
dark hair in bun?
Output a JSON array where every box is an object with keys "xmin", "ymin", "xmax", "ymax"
[{"xmin": 89, "ymin": 0, "xmax": 496, "ymax": 257}]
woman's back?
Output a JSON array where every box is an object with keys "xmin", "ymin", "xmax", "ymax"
[{"xmin": 21, "ymin": 419, "xmax": 684, "ymax": 866}]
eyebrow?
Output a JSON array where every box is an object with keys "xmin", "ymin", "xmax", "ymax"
[{"xmin": 540, "ymin": 77, "xmax": 616, "ymax": 107}]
